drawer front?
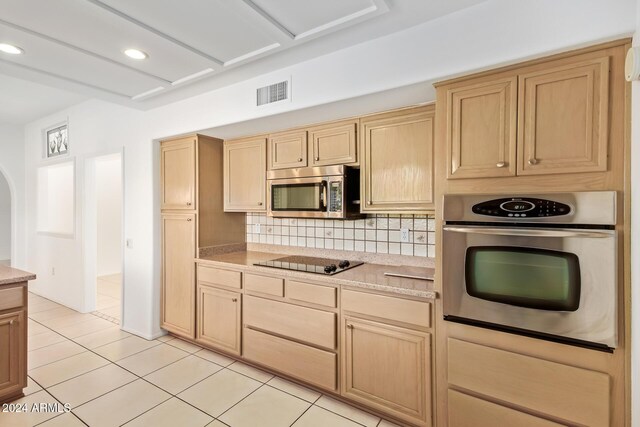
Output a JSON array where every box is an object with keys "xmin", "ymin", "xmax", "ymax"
[
  {"xmin": 448, "ymin": 338, "xmax": 610, "ymax": 427},
  {"xmin": 244, "ymin": 327, "xmax": 337, "ymax": 391},
  {"xmin": 448, "ymin": 390, "xmax": 563, "ymax": 427},
  {"xmin": 244, "ymin": 295, "xmax": 336, "ymax": 349},
  {"xmin": 0, "ymin": 286, "xmax": 24, "ymax": 312},
  {"xmin": 342, "ymin": 290, "xmax": 431, "ymax": 328},
  {"xmin": 245, "ymin": 274, "xmax": 284, "ymax": 297},
  {"xmin": 197, "ymin": 265, "xmax": 241, "ymax": 290},
  {"xmin": 286, "ymin": 280, "xmax": 337, "ymax": 308}
]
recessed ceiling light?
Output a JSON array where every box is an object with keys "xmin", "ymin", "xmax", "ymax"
[
  {"xmin": 124, "ymin": 48, "xmax": 148, "ymax": 60},
  {"xmin": 0, "ymin": 43, "xmax": 24, "ymax": 55}
]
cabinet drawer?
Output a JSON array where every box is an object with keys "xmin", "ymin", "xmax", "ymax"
[
  {"xmin": 448, "ymin": 390, "xmax": 563, "ymax": 427},
  {"xmin": 244, "ymin": 295, "xmax": 336, "ymax": 350},
  {"xmin": 0, "ymin": 286, "xmax": 24, "ymax": 312},
  {"xmin": 197, "ymin": 265, "xmax": 241, "ymax": 290},
  {"xmin": 448, "ymin": 338, "xmax": 610, "ymax": 427},
  {"xmin": 244, "ymin": 327, "xmax": 337, "ymax": 391},
  {"xmin": 342, "ymin": 290, "xmax": 431, "ymax": 328},
  {"xmin": 286, "ymin": 280, "xmax": 337, "ymax": 308},
  {"xmin": 245, "ymin": 274, "xmax": 284, "ymax": 297}
]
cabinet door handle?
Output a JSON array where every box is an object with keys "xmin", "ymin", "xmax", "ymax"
[
  {"xmin": 232, "ymin": 298, "xmax": 238, "ymax": 302},
  {"xmin": 346, "ymin": 324, "xmax": 354, "ymax": 329},
  {"xmin": 9, "ymin": 320, "xmax": 15, "ymax": 326},
  {"xmin": 187, "ymin": 218, "xmax": 192, "ymax": 222},
  {"xmin": 258, "ymin": 202, "xmax": 263, "ymax": 206},
  {"xmin": 298, "ymin": 158, "xmax": 303, "ymax": 162},
  {"xmin": 496, "ymin": 162, "xmax": 506, "ymax": 168},
  {"xmin": 367, "ymin": 201, "xmax": 372, "ymax": 205},
  {"xmin": 315, "ymin": 157, "xmax": 320, "ymax": 161},
  {"xmin": 528, "ymin": 158, "xmax": 538, "ymax": 165},
  {"xmin": 187, "ymin": 202, "xmax": 192, "ymax": 206}
]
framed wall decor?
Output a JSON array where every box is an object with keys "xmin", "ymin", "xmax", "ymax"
[{"xmin": 45, "ymin": 123, "xmax": 69, "ymax": 158}]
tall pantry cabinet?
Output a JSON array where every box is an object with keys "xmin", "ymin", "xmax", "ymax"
[{"xmin": 160, "ymin": 135, "xmax": 245, "ymax": 339}]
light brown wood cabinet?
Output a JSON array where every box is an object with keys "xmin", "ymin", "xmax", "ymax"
[
  {"xmin": 440, "ymin": 50, "xmax": 611, "ymax": 179},
  {"xmin": 224, "ymin": 136, "xmax": 267, "ymax": 211},
  {"xmin": 342, "ymin": 316, "xmax": 432, "ymax": 427},
  {"xmin": 268, "ymin": 130, "xmax": 308, "ymax": 170},
  {"xmin": 309, "ymin": 120, "xmax": 358, "ymax": 167},
  {"xmin": 197, "ymin": 284, "xmax": 241, "ymax": 356},
  {"xmin": 161, "ymin": 137, "xmax": 197, "ymax": 210},
  {"xmin": 0, "ymin": 310, "xmax": 25, "ymax": 402},
  {"xmin": 445, "ymin": 78, "xmax": 517, "ymax": 179},
  {"xmin": 160, "ymin": 135, "xmax": 245, "ymax": 340},
  {"xmin": 161, "ymin": 213, "xmax": 196, "ymax": 339},
  {"xmin": 360, "ymin": 106, "xmax": 435, "ymax": 213}
]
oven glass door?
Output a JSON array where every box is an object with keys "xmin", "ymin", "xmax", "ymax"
[
  {"xmin": 465, "ymin": 246, "xmax": 580, "ymax": 311},
  {"xmin": 271, "ymin": 181, "xmax": 326, "ymax": 212},
  {"xmin": 443, "ymin": 225, "xmax": 617, "ymax": 349}
]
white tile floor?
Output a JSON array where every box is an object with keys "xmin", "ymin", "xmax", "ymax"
[
  {"xmin": 94, "ymin": 274, "xmax": 121, "ymax": 324},
  {"xmin": 0, "ymin": 292, "xmax": 400, "ymax": 427}
]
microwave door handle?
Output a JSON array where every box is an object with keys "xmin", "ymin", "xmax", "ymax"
[
  {"xmin": 320, "ymin": 181, "xmax": 328, "ymax": 211},
  {"xmin": 443, "ymin": 225, "xmax": 614, "ymax": 238}
]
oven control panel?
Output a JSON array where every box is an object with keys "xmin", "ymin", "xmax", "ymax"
[{"xmin": 472, "ymin": 198, "xmax": 571, "ymax": 218}]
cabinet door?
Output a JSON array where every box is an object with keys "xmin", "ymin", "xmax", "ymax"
[
  {"xmin": 224, "ymin": 137, "xmax": 267, "ymax": 211},
  {"xmin": 0, "ymin": 311, "xmax": 25, "ymax": 398},
  {"xmin": 446, "ymin": 77, "xmax": 517, "ymax": 179},
  {"xmin": 161, "ymin": 213, "xmax": 196, "ymax": 339},
  {"xmin": 161, "ymin": 138, "xmax": 197, "ymax": 210},
  {"xmin": 361, "ymin": 107, "xmax": 434, "ymax": 212},
  {"xmin": 197, "ymin": 285, "xmax": 241, "ymax": 355},
  {"xmin": 268, "ymin": 130, "xmax": 307, "ymax": 170},
  {"xmin": 342, "ymin": 317, "xmax": 432, "ymax": 427},
  {"xmin": 309, "ymin": 121, "xmax": 358, "ymax": 166},
  {"xmin": 517, "ymin": 56, "xmax": 609, "ymax": 175}
]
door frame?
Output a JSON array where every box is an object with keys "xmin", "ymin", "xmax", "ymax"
[
  {"xmin": 0, "ymin": 166, "xmax": 16, "ymax": 267},
  {"xmin": 82, "ymin": 148, "xmax": 125, "ymax": 323}
]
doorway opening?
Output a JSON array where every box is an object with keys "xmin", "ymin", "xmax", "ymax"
[
  {"xmin": 90, "ymin": 153, "xmax": 123, "ymax": 323},
  {"xmin": 0, "ymin": 171, "xmax": 10, "ymax": 266}
]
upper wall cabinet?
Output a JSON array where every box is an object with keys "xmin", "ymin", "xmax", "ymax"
[
  {"xmin": 224, "ymin": 136, "xmax": 267, "ymax": 212},
  {"xmin": 517, "ymin": 57, "xmax": 609, "ymax": 175},
  {"xmin": 360, "ymin": 106, "xmax": 435, "ymax": 213},
  {"xmin": 269, "ymin": 130, "xmax": 308, "ymax": 170},
  {"xmin": 446, "ymin": 78, "xmax": 517, "ymax": 179},
  {"xmin": 161, "ymin": 137, "xmax": 197, "ymax": 210},
  {"xmin": 439, "ymin": 49, "xmax": 611, "ymax": 180},
  {"xmin": 309, "ymin": 120, "xmax": 358, "ymax": 167}
]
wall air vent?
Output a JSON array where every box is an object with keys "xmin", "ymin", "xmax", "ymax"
[{"xmin": 257, "ymin": 80, "xmax": 289, "ymax": 106}]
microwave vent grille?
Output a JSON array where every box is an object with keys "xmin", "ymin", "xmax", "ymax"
[{"xmin": 257, "ymin": 80, "xmax": 289, "ymax": 106}]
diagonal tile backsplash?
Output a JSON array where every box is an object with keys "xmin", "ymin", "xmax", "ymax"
[{"xmin": 245, "ymin": 213, "xmax": 435, "ymax": 258}]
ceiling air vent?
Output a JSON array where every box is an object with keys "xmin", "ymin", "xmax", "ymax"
[{"xmin": 257, "ymin": 80, "xmax": 289, "ymax": 106}]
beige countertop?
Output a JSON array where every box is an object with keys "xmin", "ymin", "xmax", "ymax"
[
  {"xmin": 0, "ymin": 265, "xmax": 36, "ymax": 286},
  {"xmin": 197, "ymin": 251, "xmax": 436, "ymax": 299}
]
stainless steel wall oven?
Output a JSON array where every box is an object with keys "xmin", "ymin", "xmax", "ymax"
[{"xmin": 443, "ymin": 192, "xmax": 617, "ymax": 352}]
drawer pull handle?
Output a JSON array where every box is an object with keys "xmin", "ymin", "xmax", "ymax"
[
  {"xmin": 232, "ymin": 298, "xmax": 238, "ymax": 302},
  {"xmin": 496, "ymin": 162, "xmax": 506, "ymax": 168},
  {"xmin": 528, "ymin": 158, "xmax": 538, "ymax": 165},
  {"xmin": 347, "ymin": 324, "xmax": 354, "ymax": 329}
]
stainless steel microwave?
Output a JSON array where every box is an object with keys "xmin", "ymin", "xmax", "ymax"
[{"xmin": 267, "ymin": 165, "xmax": 363, "ymax": 219}]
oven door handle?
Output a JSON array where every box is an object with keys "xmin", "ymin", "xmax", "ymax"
[{"xmin": 443, "ymin": 225, "xmax": 614, "ymax": 238}]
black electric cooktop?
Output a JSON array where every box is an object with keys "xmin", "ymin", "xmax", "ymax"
[{"xmin": 254, "ymin": 256, "xmax": 363, "ymax": 275}]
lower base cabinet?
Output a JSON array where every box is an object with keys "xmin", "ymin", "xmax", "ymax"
[
  {"xmin": 342, "ymin": 316, "xmax": 432, "ymax": 427},
  {"xmin": 0, "ymin": 310, "xmax": 25, "ymax": 401},
  {"xmin": 196, "ymin": 285, "xmax": 241, "ymax": 356},
  {"xmin": 447, "ymin": 390, "xmax": 563, "ymax": 427}
]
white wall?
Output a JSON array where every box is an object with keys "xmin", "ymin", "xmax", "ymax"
[
  {"xmin": 0, "ymin": 173, "xmax": 10, "ymax": 261},
  {"xmin": 0, "ymin": 124, "xmax": 25, "ymax": 268},
  {"xmin": 23, "ymin": 0, "xmax": 636, "ymax": 339},
  {"xmin": 96, "ymin": 154, "xmax": 122, "ymax": 276}
]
